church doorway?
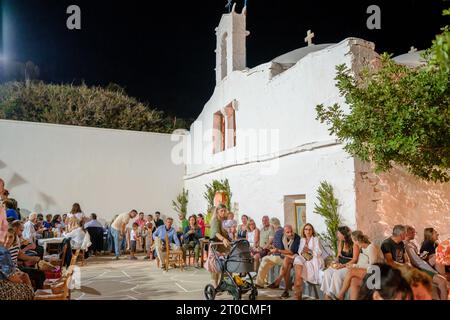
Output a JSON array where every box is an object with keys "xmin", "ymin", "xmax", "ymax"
[{"xmin": 283, "ymin": 195, "xmax": 306, "ymax": 234}]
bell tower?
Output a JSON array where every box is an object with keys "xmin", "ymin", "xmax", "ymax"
[{"xmin": 215, "ymin": 4, "xmax": 249, "ymax": 84}]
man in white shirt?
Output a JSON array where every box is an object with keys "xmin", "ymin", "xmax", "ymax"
[
  {"xmin": 111, "ymin": 210, "xmax": 137, "ymax": 260},
  {"xmin": 22, "ymin": 212, "xmax": 44, "ymax": 258}
]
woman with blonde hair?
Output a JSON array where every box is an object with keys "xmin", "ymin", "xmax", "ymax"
[{"xmin": 246, "ymin": 219, "xmax": 260, "ymax": 271}]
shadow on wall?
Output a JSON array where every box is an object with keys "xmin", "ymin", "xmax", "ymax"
[
  {"xmin": 355, "ymin": 159, "xmax": 450, "ymax": 244},
  {"xmin": 0, "ymin": 159, "xmax": 59, "ymax": 216}
]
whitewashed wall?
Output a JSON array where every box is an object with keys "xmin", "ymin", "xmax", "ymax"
[
  {"xmin": 0, "ymin": 120, "xmax": 185, "ymax": 223},
  {"xmin": 185, "ymin": 145, "xmax": 356, "ymax": 234}
]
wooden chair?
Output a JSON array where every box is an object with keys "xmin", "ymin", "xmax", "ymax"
[
  {"xmin": 34, "ymin": 273, "xmax": 73, "ymax": 300},
  {"xmin": 43, "ymin": 250, "xmax": 79, "ymax": 290},
  {"xmin": 185, "ymin": 247, "xmax": 195, "ymax": 266},
  {"xmin": 164, "ymin": 234, "xmax": 184, "ymax": 271},
  {"xmin": 200, "ymin": 239, "xmax": 209, "ymax": 268}
]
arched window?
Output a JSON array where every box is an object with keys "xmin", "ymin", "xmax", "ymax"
[
  {"xmin": 224, "ymin": 103, "xmax": 236, "ymax": 149},
  {"xmin": 221, "ymin": 33, "xmax": 228, "ymax": 80},
  {"xmin": 213, "ymin": 111, "xmax": 225, "ymax": 154}
]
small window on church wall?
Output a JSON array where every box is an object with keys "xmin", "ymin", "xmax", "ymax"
[
  {"xmin": 221, "ymin": 33, "xmax": 228, "ymax": 80},
  {"xmin": 224, "ymin": 104, "xmax": 236, "ymax": 149},
  {"xmin": 213, "ymin": 111, "xmax": 225, "ymax": 154}
]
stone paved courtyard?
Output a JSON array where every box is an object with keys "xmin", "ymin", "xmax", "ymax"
[{"xmin": 70, "ymin": 254, "xmax": 313, "ymax": 300}]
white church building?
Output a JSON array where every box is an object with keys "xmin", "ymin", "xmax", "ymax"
[{"xmin": 185, "ymin": 6, "xmax": 374, "ymax": 234}]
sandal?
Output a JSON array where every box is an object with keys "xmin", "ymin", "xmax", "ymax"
[{"xmin": 268, "ymin": 282, "xmax": 280, "ymax": 289}]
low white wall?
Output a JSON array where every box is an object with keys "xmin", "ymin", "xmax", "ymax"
[{"xmin": 0, "ymin": 120, "xmax": 185, "ymax": 223}]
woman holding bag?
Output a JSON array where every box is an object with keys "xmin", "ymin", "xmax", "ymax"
[{"xmin": 292, "ymin": 223, "xmax": 324, "ymax": 300}]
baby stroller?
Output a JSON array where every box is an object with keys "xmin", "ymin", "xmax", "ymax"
[{"xmin": 204, "ymin": 239, "xmax": 258, "ymax": 300}]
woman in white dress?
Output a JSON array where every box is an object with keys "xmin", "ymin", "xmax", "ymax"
[
  {"xmin": 321, "ymin": 227, "xmax": 361, "ymax": 299},
  {"xmin": 292, "ymin": 223, "xmax": 324, "ymax": 300},
  {"xmin": 333, "ymin": 232, "xmax": 384, "ymax": 300},
  {"xmin": 63, "ymin": 220, "xmax": 86, "ymax": 249}
]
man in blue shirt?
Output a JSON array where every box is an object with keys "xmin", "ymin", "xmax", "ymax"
[
  {"xmin": 255, "ymin": 224, "xmax": 300, "ymax": 288},
  {"xmin": 5, "ymin": 199, "xmax": 19, "ymax": 221},
  {"xmin": 153, "ymin": 217, "xmax": 180, "ymax": 267}
]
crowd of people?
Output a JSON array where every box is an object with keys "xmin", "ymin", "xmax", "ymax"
[
  {"xmin": 1, "ymin": 175, "xmax": 449, "ymax": 300},
  {"xmin": 200, "ymin": 204, "xmax": 449, "ymax": 300},
  {"xmin": 0, "ymin": 178, "xmax": 97, "ymax": 300}
]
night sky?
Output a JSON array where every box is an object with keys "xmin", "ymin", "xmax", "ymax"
[{"xmin": 0, "ymin": 0, "xmax": 447, "ymax": 119}]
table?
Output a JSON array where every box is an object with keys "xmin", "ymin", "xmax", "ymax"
[
  {"xmin": 200, "ymin": 239, "xmax": 209, "ymax": 268},
  {"xmin": 38, "ymin": 237, "xmax": 65, "ymax": 256}
]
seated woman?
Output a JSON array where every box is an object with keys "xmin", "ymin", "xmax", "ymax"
[
  {"xmin": 333, "ymin": 232, "xmax": 384, "ymax": 300},
  {"xmin": 50, "ymin": 214, "xmax": 63, "ymax": 235},
  {"xmin": 321, "ymin": 226, "xmax": 361, "ymax": 299},
  {"xmin": 357, "ymin": 263, "xmax": 413, "ymax": 300},
  {"xmin": 0, "ymin": 231, "xmax": 34, "ymax": 300},
  {"xmin": 4, "ymin": 228, "xmax": 32, "ymax": 287},
  {"xmin": 237, "ymin": 215, "xmax": 249, "ymax": 240},
  {"xmin": 246, "ymin": 219, "xmax": 260, "ymax": 272},
  {"xmin": 292, "ymin": 223, "xmax": 324, "ymax": 300},
  {"xmin": 182, "ymin": 215, "xmax": 202, "ymax": 267},
  {"xmin": 63, "ymin": 220, "xmax": 86, "ymax": 250}
]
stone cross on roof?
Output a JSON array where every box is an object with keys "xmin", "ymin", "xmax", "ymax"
[
  {"xmin": 304, "ymin": 30, "xmax": 315, "ymax": 46},
  {"xmin": 225, "ymin": 0, "xmax": 233, "ymax": 13},
  {"xmin": 409, "ymin": 46, "xmax": 417, "ymax": 53}
]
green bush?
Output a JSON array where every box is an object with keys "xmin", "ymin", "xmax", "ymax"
[
  {"xmin": 0, "ymin": 81, "xmax": 188, "ymax": 133},
  {"xmin": 313, "ymin": 181, "xmax": 342, "ymax": 256}
]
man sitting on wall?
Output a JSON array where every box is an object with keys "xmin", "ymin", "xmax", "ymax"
[
  {"xmin": 255, "ymin": 223, "xmax": 300, "ymax": 289},
  {"xmin": 153, "ymin": 217, "xmax": 181, "ymax": 268},
  {"xmin": 381, "ymin": 225, "xmax": 410, "ymax": 268}
]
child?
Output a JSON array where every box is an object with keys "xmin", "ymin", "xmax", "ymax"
[
  {"xmin": 197, "ymin": 214, "xmax": 206, "ymax": 238},
  {"xmin": 129, "ymin": 223, "xmax": 140, "ymax": 260},
  {"xmin": 143, "ymin": 215, "xmax": 156, "ymax": 260},
  {"xmin": 223, "ymin": 212, "xmax": 237, "ymax": 241}
]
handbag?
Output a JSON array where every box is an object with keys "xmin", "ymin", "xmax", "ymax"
[{"xmin": 204, "ymin": 249, "xmax": 219, "ymax": 273}]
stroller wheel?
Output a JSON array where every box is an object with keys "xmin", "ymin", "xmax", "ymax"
[
  {"xmin": 232, "ymin": 290, "xmax": 242, "ymax": 300},
  {"xmin": 204, "ymin": 284, "xmax": 216, "ymax": 301},
  {"xmin": 249, "ymin": 288, "xmax": 258, "ymax": 300}
]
